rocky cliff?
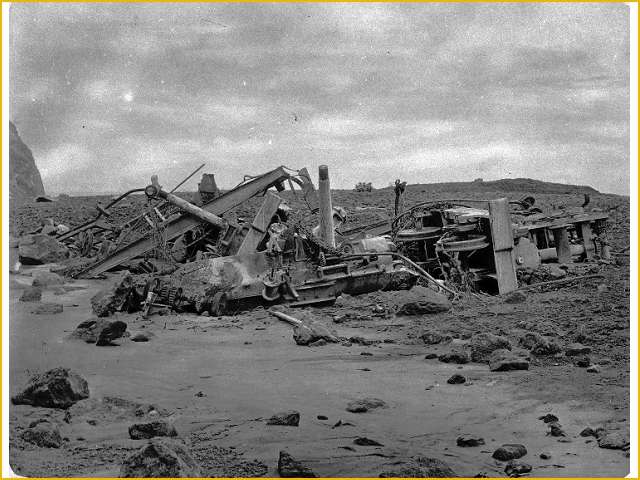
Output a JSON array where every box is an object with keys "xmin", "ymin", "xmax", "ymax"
[{"xmin": 10, "ymin": 122, "xmax": 45, "ymax": 204}]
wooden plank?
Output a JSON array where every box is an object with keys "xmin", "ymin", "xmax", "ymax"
[
  {"xmin": 579, "ymin": 222, "xmax": 596, "ymax": 259},
  {"xmin": 236, "ymin": 192, "xmax": 282, "ymax": 255},
  {"xmin": 489, "ymin": 198, "xmax": 518, "ymax": 294},
  {"xmin": 551, "ymin": 227, "xmax": 572, "ymax": 264}
]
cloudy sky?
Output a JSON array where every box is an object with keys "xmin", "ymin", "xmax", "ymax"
[{"xmin": 10, "ymin": 3, "xmax": 630, "ymax": 195}]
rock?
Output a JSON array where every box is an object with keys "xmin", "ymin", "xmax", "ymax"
[
  {"xmin": 31, "ymin": 271, "xmax": 65, "ymax": 287},
  {"xmin": 293, "ymin": 320, "xmax": 339, "ymax": 346},
  {"xmin": 457, "ymin": 435, "xmax": 485, "ymax": 447},
  {"xmin": 70, "ymin": 318, "xmax": 127, "ymax": 345},
  {"xmin": 12, "ymin": 367, "xmax": 89, "ymax": 408},
  {"xmin": 565, "ymin": 343, "xmax": 591, "ymax": 356},
  {"xmin": 131, "ymin": 332, "xmax": 151, "ymax": 342},
  {"xmin": 354, "ymin": 437, "xmax": 383, "ymax": 446},
  {"xmin": 529, "ymin": 338, "xmax": 561, "ymax": 356},
  {"xmin": 547, "ymin": 422, "xmax": 566, "ymax": 437},
  {"xmin": 31, "ymin": 302, "xmax": 63, "ymax": 315},
  {"xmin": 447, "ymin": 374, "xmax": 466, "ymax": 385},
  {"xmin": 19, "ymin": 286, "xmax": 42, "ymax": 302},
  {"xmin": 90, "ymin": 272, "xmax": 135, "ymax": 317},
  {"xmin": 539, "ymin": 452, "xmax": 551, "ymax": 460},
  {"xmin": 597, "ymin": 431, "xmax": 630, "ymax": 450},
  {"xmin": 489, "ymin": 349, "xmax": 529, "ymax": 372},
  {"xmin": 505, "ymin": 461, "xmax": 532, "ymax": 477},
  {"xmin": 379, "ymin": 457, "xmax": 457, "ymax": 477},
  {"xmin": 308, "ymin": 339, "xmax": 328, "ymax": 347},
  {"xmin": 586, "ymin": 365, "xmax": 600, "ymax": 373},
  {"xmin": 574, "ymin": 355, "xmax": 591, "ymax": 368},
  {"xmin": 519, "ymin": 332, "xmax": 544, "ymax": 350},
  {"xmin": 317, "ymin": 415, "xmax": 328, "ymax": 420},
  {"xmin": 424, "ymin": 353, "xmax": 438, "ymax": 359},
  {"xmin": 538, "ymin": 413, "xmax": 558, "ymax": 423},
  {"xmin": 266, "ymin": 410, "xmax": 300, "ymax": 426},
  {"xmin": 503, "ymin": 291, "xmax": 526, "ymax": 304},
  {"xmin": 18, "ymin": 234, "xmax": 69, "ymax": 265},
  {"xmin": 129, "ymin": 420, "xmax": 178, "ymax": 440},
  {"xmin": 9, "ymin": 121, "xmax": 46, "ymax": 204},
  {"xmin": 396, "ymin": 287, "xmax": 452, "ymax": 315},
  {"xmin": 547, "ymin": 264, "xmax": 567, "ymax": 279},
  {"xmin": 20, "ymin": 421, "xmax": 62, "ymax": 448},
  {"xmin": 346, "ymin": 397, "xmax": 387, "ymax": 413},
  {"xmin": 469, "ymin": 333, "xmax": 511, "ymax": 362},
  {"xmin": 420, "ymin": 331, "xmax": 450, "ymax": 345},
  {"xmin": 492, "ymin": 444, "xmax": 527, "ymax": 461},
  {"xmin": 120, "ymin": 439, "xmax": 201, "ymax": 477},
  {"xmin": 438, "ymin": 349, "xmax": 470, "ymax": 364},
  {"xmin": 580, "ymin": 427, "xmax": 596, "ymax": 437},
  {"xmin": 278, "ymin": 450, "xmax": 316, "ymax": 477}
]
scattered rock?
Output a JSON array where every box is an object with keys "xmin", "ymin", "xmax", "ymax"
[
  {"xmin": 90, "ymin": 272, "xmax": 135, "ymax": 317},
  {"xmin": 447, "ymin": 374, "xmax": 466, "ymax": 385},
  {"xmin": 580, "ymin": 427, "xmax": 596, "ymax": 437},
  {"xmin": 379, "ymin": 456, "xmax": 457, "ymax": 477},
  {"xmin": 547, "ymin": 264, "xmax": 567, "ymax": 279},
  {"xmin": 354, "ymin": 437, "xmax": 383, "ymax": 446},
  {"xmin": 31, "ymin": 302, "xmax": 63, "ymax": 315},
  {"xmin": 19, "ymin": 286, "xmax": 42, "ymax": 302},
  {"xmin": 539, "ymin": 452, "xmax": 551, "ymax": 460},
  {"xmin": 267, "ymin": 410, "xmax": 300, "ymax": 426},
  {"xmin": 538, "ymin": 413, "xmax": 558, "ymax": 423},
  {"xmin": 547, "ymin": 422, "xmax": 566, "ymax": 437},
  {"xmin": 131, "ymin": 332, "xmax": 151, "ymax": 342},
  {"xmin": 565, "ymin": 343, "xmax": 591, "ymax": 356},
  {"xmin": 424, "ymin": 353, "xmax": 438, "ymax": 359},
  {"xmin": 420, "ymin": 331, "xmax": 450, "ymax": 345},
  {"xmin": 574, "ymin": 355, "xmax": 591, "ymax": 368},
  {"xmin": 20, "ymin": 421, "xmax": 62, "ymax": 448},
  {"xmin": 31, "ymin": 271, "xmax": 65, "ymax": 287},
  {"xmin": 503, "ymin": 291, "xmax": 526, "ymax": 304},
  {"xmin": 586, "ymin": 365, "xmax": 600, "ymax": 373},
  {"xmin": 18, "ymin": 234, "xmax": 69, "ymax": 265},
  {"xmin": 492, "ymin": 444, "xmax": 527, "ymax": 461},
  {"xmin": 438, "ymin": 349, "xmax": 470, "ymax": 364},
  {"xmin": 469, "ymin": 333, "xmax": 511, "ymax": 362},
  {"xmin": 129, "ymin": 420, "xmax": 178, "ymax": 440},
  {"xmin": 489, "ymin": 349, "xmax": 529, "ymax": 372},
  {"xmin": 70, "ymin": 318, "xmax": 127, "ymax": 345},
  {"xmin": 278, "ymin": 450, "xmax": 316, "ymax": 477},
  {"xmin": 597, "ymin": 431, "xmax": 630, "ymax": 450},
  {"xmin": 529, "ymin": 337, "xmax": 561, "ymax": 356},
  {"xmin": 395, "ymin": 286, "xmax": 452, "ymax": 315},
  {"xmin": 120, "ymin": 439, "xmax": 201, "ymax": 477},
  {"xmin": 317, "ymin": 415, "xmax": 328, "ymax": 420},
  {"xmin": 505, "ymin": 460, "xmax": 532, "ymax": 477},
  {"xmin": 346, "ymin": 397, "xmax": 387, "ymax": 413},
  {"xmin": 293, "ymin": 320, "xmax": 339, "ymax": 346},
  {"xmin": 12, "ymin": 367, "xmax": 89, "ymax": 408},
  {"xmin": 308, "ymin": 338, "xmax": 328, "ymax": 347},
  {"xmin": 457, "ymin": 435, "xmax": 485, "ymax": 447}
]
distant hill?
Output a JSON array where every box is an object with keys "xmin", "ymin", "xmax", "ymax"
[
  {"xmin": 9, "ymin": 122, "xmax": 45, "ymax": 204},
  {"xmin": 383, "ymin": 178, "xmax": 600, "ymax": 195}
]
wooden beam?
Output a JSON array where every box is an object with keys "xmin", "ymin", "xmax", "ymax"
[
  {"xmin": 236, "ymin": 192, "xmax": 282, "ymax": 255},
  {"xmin": 489, "ymin": 198, "xmax": 518, "ymax": 294},
  {"xmin": 551, "ymin": 226, "xmax": 572, "ymax": 264}
]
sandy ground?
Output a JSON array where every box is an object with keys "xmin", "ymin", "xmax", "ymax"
[{"xmin": 8, "ymin": 263, "xmax": 629, "ymax": 477}]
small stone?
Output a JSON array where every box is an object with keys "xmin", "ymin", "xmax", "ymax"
[
  {"xmin": 469, "ymin": 333, "xmax": 511, "ymax": 363},
  {"xmin": 438, "ymin": 349, "xmax": 470, "ymax": 364},
  {"xmin": 19, "ymin": 286, "xmax": 42, "ymax": 302},
  {"xmin": 308, "ymin": 339, "xmax": 328, "ymax": 347},
  {"xmin": 457, "ymin": 435, "xmax": 485, "ymax": 447},
  {"xmin": 31, "ymin": 302, "xmax": 63, "ymax": 315},
  {"xmin": 379, "ymin": 456, "xmax": 456, "ymax": 477},
  {"xmin": 424, "ymin": 353, "xmax": 438, "ymax": 359},
  {"xmin": 266, "ymin": 410, "xmax": 300, "ymax": 426},
  {"xmin": 447, "ymin": 374, "xmax": 466, "ymax": 385},
  {"xmin": 317, "ymin": 415, "xmax": 328, "ymax": 420},
  {"xmin": 597, "ymin": 431, "xmax": 630, "ymax": 450},
  {"xmin": 538, "ymin": 413, "xmax": 559, "ymax": 423},
  {"xmin": 131, "ymin": 332, "xmax": 150, "ymax": 342},
  {"xmin": 489, "ymin": 349, "xmax": 529, "ymax": 372},
  {"xmin": 20, "ymin": 421, "xmax": 62, "ymax": 448},
  {"xmin": 539, "ymin": 452, "xmax": 551, "ymax": 460},
  {"xmin": 586, "ymin": 365, "xmax": 600, "ymax": 373},
  {"xmin": 353, "ymin": 437, "xmax": 383, "ymax": 446},
  {"xmin": 580, "ymin": 427, "xmax": 596, "ymax": 437},
  {"xmin": 503, "ymin": 291, "xmax": 526, "ymax": 304},
  {"xmin": 31, "ymin": 271, "xmax": 65, "ymax": 287},
  {"xmin": 492, "ymin": 444, "xmax": 527, "ymax": 461},
  {"xmin": 120, "ymin": 439, "xmax": 201, "ymax": 477},
  {"xmin": 278, "ymin": 450, "xmax": 316, "ymax": 477},
  {"xmin": 346, "ymin": 397, "xmax": 387, "ymax": 413},
  {"xmin": 420, "ymin": 331, "xmax": 450, "ymax": 345},
  {"xmin": 565, "ymin": 343, "xmax": 591, "ymax": 356},
  {"xmin": 547, "ymin": 422, "xmax": 566, "ymax": 437},
  {"xmin": 505, "ymin": 460, "xmax": 532, "ymax": 477},
  {"xmin": 360, "ymin": 352, "xmax": 373, "ymax": 356},
  {"xmin": 574, "ymin": 355, "xmax": 591, "ymax": 368},
  {"xmin": 128, "ymin": 420, "xmax": 178, "ymax": 440}
]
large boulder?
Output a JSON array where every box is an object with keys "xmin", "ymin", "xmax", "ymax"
[
  {"xmin": 469, "ymin": 333, "xmax": 511, "ymax": 362},
  {"xmin": 120, "ymin": 439, "xmax": 201, "ymax": 477},
  {"xmin": 489, "ymin": 349, "xmax": 530, "ymax": 372},
  {"xmin": 379, "ymin": 457, "xmax": 457, "ymax": 477},
  {"xmin": 396, "ymin": 286, "xmax": 452, "ymax": 315},
  {"xmin": 20, "ymin": 420, "xmax": 62, "ymax": 448},
  {"xmin": 492, "ymin": 444, "xmax": 527, "ymax": 461},
  {"xmin": 70, "ymin": 318, "xmax": 127, "ymax": 345},
  {"xmin": 18, "ymin": 234, "xmax": 69, "ymax": 265},
  {"xmin": 90, "ymin": 272, "xmax": 135, "ymax": 317},
  {"xmin": 11, "ymin": 367, "xmax": 89, "ymax": 409},
  {"xmin": 31, "ymin": 271, "xmax": 65, "ymax": 287},
  {"xmin": 129, "ymin": 420, "xmax": 178, "ymax": 440},
  {"xmin": 278, "ymin": 450, "xmax": 316, "ymax": 477}
]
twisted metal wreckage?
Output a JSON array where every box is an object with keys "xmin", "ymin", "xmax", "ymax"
[{"xmin": 55, "ymin": 165, "xmax": 610, "ymax": 317}]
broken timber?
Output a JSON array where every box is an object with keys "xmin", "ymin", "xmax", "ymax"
[{"xmin": 77, "ymin": 167, "xmax": 293, "ymax": 278}]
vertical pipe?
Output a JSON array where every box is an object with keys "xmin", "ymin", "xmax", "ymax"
[
  {"xmin": 551, "ymin": 226, "xmax": 572, "ymax": 264},
  {"xmin": 318, "ymin": 165, "xmax": 335, "ymax": 247}
]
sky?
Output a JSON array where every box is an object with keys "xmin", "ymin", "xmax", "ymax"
[{"xmin": 9, "ymin": 3, "xmax": 631, "ymax": 195}]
